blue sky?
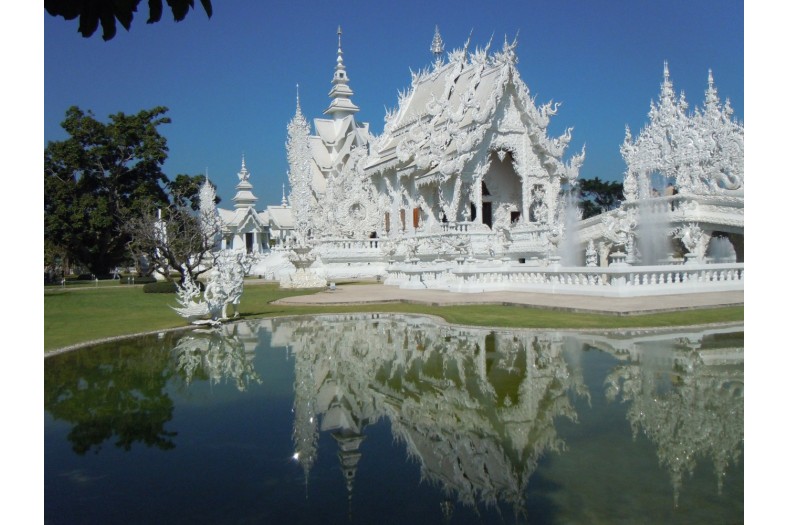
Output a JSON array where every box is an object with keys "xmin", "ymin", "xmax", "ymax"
[{"xmin": 44, "ymin": 0, "xmax": 743, "ymax": 207}]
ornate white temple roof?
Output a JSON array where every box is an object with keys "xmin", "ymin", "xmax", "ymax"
[
  {"xmin": 218, "ymin": 206, "xmax": 266, "ymax": 231},
  {"xmin": 216, "ymin": 156, "xmax": 271, "ymax": 236},
  {"xmin": 364, "ymin": 32, "xmax": 584, "ymax": 185},
  {"xmin": 267, "ymin": 205, "xmax": 295, "ymax": 230}
]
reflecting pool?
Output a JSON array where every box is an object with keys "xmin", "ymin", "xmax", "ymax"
[{"xmin": 45, "ymin": 315, "xmax": 743, "ymax": 524}]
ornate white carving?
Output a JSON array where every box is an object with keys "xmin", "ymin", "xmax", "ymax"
[
  {"xmin": 374, "ymin": 35, "xmax": 584, "ymax": 229},
  {"xmin": 315, "ymin": 146, "xmax": 381, "ymax": 239},
  {"xmin": 172, "ymin": 250, "xmax": 258, "ymax": 325},
  {"xmin": 621, "ymin": 64, "xmax": 743, "ymax": 199},
  {"xmin": 673, "ymin": 223, "xmax": 710, "ymax": 263},
  {"xmin": 602, "ymin": 207, "xmax": 637, "ymax": 247},
  {"xmin": 585, "ymin": 240, "xmax": 599, "ymax": 267},
  {"xmin": 286, "ymin": 94, "xmax": 314, "ymax": 241},
  {"xmin": 280, "ymin": 243, "xmax": 327, "ymax": 289}
]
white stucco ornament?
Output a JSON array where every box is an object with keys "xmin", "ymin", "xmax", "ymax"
[
  {"xmin": 585, "ymin": 241, "xmax": 599, "ymax": 267},
  {"xmin": 621, "ymin": 64, "xmax": 743, "ymax": 200},
  {"xmin": 172, "ymin": 250, "xmax": 258, "ymax": 325},
  {"xmin": 673, "ymin": 223, "xmax": 710, "ymax": 264},
  {"xmin": 280, "ymin": 241, "xmax": 328, "ymax": 289}
]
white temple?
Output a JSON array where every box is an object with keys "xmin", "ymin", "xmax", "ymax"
[{"xmin": 256, "ymin": 27, "xmax": 744, "ymax": 295}]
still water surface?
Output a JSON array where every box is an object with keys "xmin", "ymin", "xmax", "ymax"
[{"xmin": 45, "ymin": 314, "xmax": 743, "ymax": 524}]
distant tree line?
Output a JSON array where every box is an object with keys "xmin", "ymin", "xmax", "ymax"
[{"xmin": 44, "ymin": 106, "xmax": 218, "ymax": 280}]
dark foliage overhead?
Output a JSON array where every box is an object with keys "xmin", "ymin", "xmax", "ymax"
[{"xmin": 45, "ymin": 0, "xmax": 213, "ymax": 41}]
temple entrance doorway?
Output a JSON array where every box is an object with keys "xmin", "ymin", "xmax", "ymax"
[
  {"xmin": 482, "ymin": 152, "xmax": 522, "ymax": 228},
  {"xmin": 482, "ymin": 202, "xmax": 492, "ymax": 228}
]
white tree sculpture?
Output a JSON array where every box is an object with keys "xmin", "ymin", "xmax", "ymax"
[
  {"xmin": 172, "ymin": 251, "xmax": 258, "ymax": 325},
  {"xmin": 171, "ymin": 177, "xmax": 261, "ymax": 325}
]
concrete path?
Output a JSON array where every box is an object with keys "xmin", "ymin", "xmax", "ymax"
[{"xmin": 272, "ymin": 284, "xmax": 743, "ymax": 315}]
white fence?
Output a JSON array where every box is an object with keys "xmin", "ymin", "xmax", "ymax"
[{"xmin": 385, "ymin": 261, "xmax": 743, "ymax": 296}]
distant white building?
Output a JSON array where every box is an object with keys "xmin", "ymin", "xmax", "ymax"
[
  {"xmin": 260, "ymin": 189, "xmax": 295, "ymax": 247},
  {"xmin": 217, "ymin": 157, "xmax": 294, "ymax": 254}
]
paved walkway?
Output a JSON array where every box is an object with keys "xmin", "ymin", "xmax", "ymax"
[{"xmin": 272, "ymin": 284, "xmax": 743, "ymax": 315}]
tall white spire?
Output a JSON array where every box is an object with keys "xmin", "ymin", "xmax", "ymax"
[
  {"xmin": 324, "ymin": 25, "xmax": 360, "ymax": 118},
  {"xmin": 287, "ymin": 91, "xmax": 314, "ymax": 237}
]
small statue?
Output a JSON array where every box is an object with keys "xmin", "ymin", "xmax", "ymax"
[{"xmin": 585, "ymin": 241, "xmax": 599, "ymax": 267}]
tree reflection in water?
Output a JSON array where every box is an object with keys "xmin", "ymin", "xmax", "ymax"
[{"xmin": 44, "ymin": 333, "xmax": 180, "ymax": 454}]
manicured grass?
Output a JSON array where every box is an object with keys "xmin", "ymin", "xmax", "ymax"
[{"xmin": 44, "ymin": 283, "xmax": 744, "ymax": 352}]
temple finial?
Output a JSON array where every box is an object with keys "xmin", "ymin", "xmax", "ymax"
[
  {"xmin": 324, "ymin": 25, "xmax": 360, "ymax": 117},
  {"xmin": 704, "ymin": 68, "xmax": 720, "ymax": 111},
  {"xmin": 296, "ymin": 83, "xmax": 301, "ymax": 113},
  {"xmin": 282, "ymin": 183, "xmax": 287, "ymax": 206},
  {"xmin": 431, "ymin": 25, "xmax": 444, "ymax": 58},
  {"xmin": 663, "ymin": 60, "xmax": 670, "ymax": 80},
  {"xmin": 238, "ymin": 155, "xmax": 250, "ymax": 182},
  {"xmin": 337, "ymin": 25, "xmax": 343, "ymax": 67}
]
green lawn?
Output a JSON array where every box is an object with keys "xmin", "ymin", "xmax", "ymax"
[{"xmin": 44, "ymin": 283, "xmax": 744, "ymax": 352}]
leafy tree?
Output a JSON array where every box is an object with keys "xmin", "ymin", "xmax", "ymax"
[
  {"xmin": 577, "ymin": 177, "xmax": 624, "ymax": 219},
  {"xmin": 122, "ymin": 189, "xmax": 222, "ymax": 283},
  {"xmin": 45, "ymin": 106, "xmax": 173, "ymax": 276},
  {"xmin": 45, "ymin": 0, "xmax": 213, "ymax": 41},
  {"xmin": 168, "ymin": 173, "xmax": 220, "ymax": 211},
  {"xmin": 44, "ymin": 239, "xmax": 69, "ymax": 282}
]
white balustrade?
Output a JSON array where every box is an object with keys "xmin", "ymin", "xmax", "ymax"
[{"xmin": 387, "ymin": 262, "xmax": 742, "ymax": 296}]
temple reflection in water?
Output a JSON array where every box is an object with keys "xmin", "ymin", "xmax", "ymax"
[
  {"xmin": 46, "ymin": 314, "xmax": 741, "ymax": 523},
  {"xmin": 185, "ymin": 314, "xmax": 741, "ymax": 518}
]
